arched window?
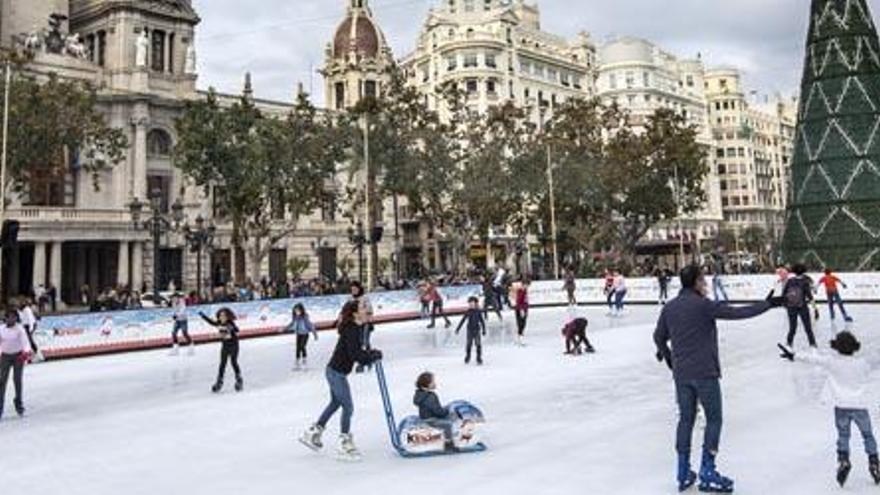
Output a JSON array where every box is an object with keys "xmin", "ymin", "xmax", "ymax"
[{"xmin": 147, "ymin": 129, "xmax": 172, "ymax": 157}]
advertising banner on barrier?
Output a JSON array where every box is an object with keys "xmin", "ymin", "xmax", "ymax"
[{"xmin": 33, "ymin": 273, "xmax": 878, "ymax": 358}]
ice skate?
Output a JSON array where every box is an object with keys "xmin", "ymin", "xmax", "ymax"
[
  {"xmin": 299, "ymin": 424, "xmax": 324, "ymax": 451},
  {"xmin": 293, "ymin": 358, "xmax": 302, "ymax": 371},
  {"xmin": 14, "ymin": 400, "xmax": 25, "ymax": 418},
  {"xmin": 678, "ymin": 454, "xmax": 697, "ymax": 492},
  {"xmin": 168, "ymin": 344, "xmax": 179, "ymax": 356},
  {"xmin": 234, "ymin": 374, "xmax": 243, "ymax": 392},
  {"xmin": 336, "ymin": 433, "xmax": 363, "ymax": 462},
  {"xmin": 837, "ymin": 458, "xmax": 852, "ymax": 487},
  {"xmin": 869, "ymin": 454, "xmax": 880, "ymax": 484},
  {"xmin": 211, "ymin": 378, "xmax": 223, "ymax": 393},
  {"xmin": 698, "ymin": 452, "xmax": 734, "ymax": 493},
  {"xmin": 32, "ymin": 350, "xmax": 45, "ymax": 363},
  {"xmin": 187, "ymin": 344, "xmax": 196, "ymax": 356}
]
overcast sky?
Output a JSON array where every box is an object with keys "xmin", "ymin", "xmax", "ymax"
[{"xmin": 191, "ymin": 0, "xmax": 880, "ymax": 105}]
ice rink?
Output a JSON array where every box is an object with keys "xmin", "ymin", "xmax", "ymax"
[{"xmin": 4, "ymin": 303, "xmax": 880, "ymax": 495}]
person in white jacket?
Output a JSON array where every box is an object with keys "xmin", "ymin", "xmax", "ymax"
[
  {"xmin": 779, "ymin": 331, "xmax": 880, "ymax": 487},
  {"xmin": 0, "ymin": 309, "xmax": 30, "ymax": 419}
]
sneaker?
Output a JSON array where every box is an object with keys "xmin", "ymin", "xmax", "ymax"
[
  {"xmin": 337, "ymin": 433, "xmax": 362, "ymax": 461},
  {"xmin": 299, "ymin": 424, "xmax": 324, "ymax": 451}
]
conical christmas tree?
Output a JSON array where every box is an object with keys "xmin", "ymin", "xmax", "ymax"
[{"xmin": 783, "ymin": 0, "xmax": 880, "ymax": 270}]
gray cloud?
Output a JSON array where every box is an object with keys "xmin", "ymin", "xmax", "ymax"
[{"xmin": 193, "ymin": 0, "xmax": 880, "ymax": 104}]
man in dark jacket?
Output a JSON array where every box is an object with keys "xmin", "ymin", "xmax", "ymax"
[
  {"xmin": 783, "ymin": 263, "xmax": 816, "ymax": 348},
  {"xmin": 653, "ymin": 265, "xmax": 784, "ymax": 493}
]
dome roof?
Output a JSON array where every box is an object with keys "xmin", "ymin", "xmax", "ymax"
[{"xmin": 332, "ymin": 9, "xmax": 383, "ymax": 60}]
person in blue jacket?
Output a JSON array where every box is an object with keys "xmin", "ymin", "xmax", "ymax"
[
  {"xmin": 653, "ymin": 264, "xmax": 785, "ymax": 493},
  {"xmin": 286, "ymin": 303, "xmax": 318, "ymax": 369},
  {"xmin": 414, "ymin": 371, "xmax": 455, "ymax": 450},
  {"xmin": 456, "ymin": 297, "xmax": 486, "ymax": 365}
]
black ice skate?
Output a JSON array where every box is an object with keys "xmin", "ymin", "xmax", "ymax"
[
  {"xmin": 234, "ymin": 375, "xmax": 243, "ymax": 392},
  {"xmin": 870, "ymin": 454, "xmax": 879, "ymax": 485},
  {"xmin": 837, "ymin": 457, "xmax": 852, "ymax": 487},
  {"xmin": 211, "ymin": 379, "xmax": 223, "ymax": 393}
]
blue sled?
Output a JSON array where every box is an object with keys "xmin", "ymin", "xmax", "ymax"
[{"xmin": 375, "ymin": 361, "xmax": 488, "ymax": 458}]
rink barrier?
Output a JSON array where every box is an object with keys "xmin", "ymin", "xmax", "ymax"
[{"xmin": 35, "ymin": 272, "xmax": 880, "ymax": 360}]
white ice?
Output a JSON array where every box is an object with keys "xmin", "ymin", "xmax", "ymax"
[{"xmin": 3, "ymin": 304, "xmax": 879, "ymax": 495}]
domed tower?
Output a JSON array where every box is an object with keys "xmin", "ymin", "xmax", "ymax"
[
  {"xmin": 783, "ymin": 0, "xmax": 880, "ymax": 270},
  {"xmin": 322, "ymin": 0, "xmax": 394, "ymax": 110}
]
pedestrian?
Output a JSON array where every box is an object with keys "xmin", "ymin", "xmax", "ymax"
[
  {"xmin": 17, "ymin": 298, "xmax": 42, "ymax": 363},
  {"xmin": 455, "ymin": 297, "xmax": 486, "ymax": 365},
  {"xmin": 169, "ymin": 294, "xmax": 194, "ymax": 356},
  {"xmin": 653, "ymin": 264, "xmax": 784, "ymax": 492},
  {"xmin": 779, "ymin": 332, "xmax": 880, "ymax": 487},
  {"xmin": 514, "ymin": 279, "xmax": 530, "ymax": 346},
  {"xmin": 300, "ymin": 300, "xmax": 382, "ymax": 461},
  {"xmin": 0, "ymin": 309, "xmax": 30, "ymax": 419},
  {"xmin": 818, "ymin": 268, "xmax": 853, "ymax": 323},
  {"xmin": 426, "ymin": 281, "xmax": 451, "ymax": 329},
  {"xmin": 286, "ymin": 303, "xmax": 318, "ymax": 370},
  {"xmin": 199, "ymin": 307, "xmax": 243, "ymax": 393},
  {"xmin": 563, "ymin": 270, "xmax": 577, "ymax": 306},
  {"xmin": 612, "ymin": 271, "xmax": 628, "ymax": 316},
  {"xmin": 782, "ymin": 263, "xmax": 818, "ymax": 349}
]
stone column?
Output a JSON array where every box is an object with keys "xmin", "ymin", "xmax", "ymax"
[
  {"xmin": 118, "ymin": 241, "xmax": 130, "ymax": 288},
  {"xmin": 131, "ymin": 108, "xmax": 149, "ymax": 201},
  {"xmin": 131, "ymin": 242, "xmax": 144, "ymax": 292},
  {"xmin": 32, "ymin": 241, "xmax": 47, "ymax": 288},
  {"xmin": 49, "ymin": 242, "xmax": 62, "ymax": 309}
]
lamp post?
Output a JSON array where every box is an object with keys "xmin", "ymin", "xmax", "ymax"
[
  {"xmin": 129, "ymin": 188, "xmax": 183, "ymax": 305},
  {"xmin": 348, "ymin": 220, "xmax": 367, "ymax": 283},
  {"xmin": 180, "ymin": 215, "xmax": 216, "ymax": 302},
  {"xmin": 536, "ymin": 100, "xmax": 560, "ymax": 280}
]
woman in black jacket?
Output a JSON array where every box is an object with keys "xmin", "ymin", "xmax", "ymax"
[
  {"xmin": 300, "ymin": 300, "xmax": 382, "ymax": 460},
  {"xmin": 199, "ymin": 308, "xmax": 243, "ymax": 393}
]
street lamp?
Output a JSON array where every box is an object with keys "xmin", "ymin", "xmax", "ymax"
[
  {"xmin": 536, "ymin": 99, "xmax": 560, "ymax": 280},
  {"xmin": 128, "ymin": 188, "xmax": 183, "ymax": 306},
  {"xmin": 348, "ymin": 220, "xmax": 367, "ymax": 283},
  {"xmin": 180, "ymin": 214, "xmax": 216, "ymax": 302}
]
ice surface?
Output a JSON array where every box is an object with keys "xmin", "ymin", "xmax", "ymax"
[{"xmin": 4, "ymin": 304, "xmax": 880, "ymax": 494}]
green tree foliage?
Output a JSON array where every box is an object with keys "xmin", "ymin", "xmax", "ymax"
[{"xmin": 174, "ymin": 89, "xmax": 343, "ymax": 282}]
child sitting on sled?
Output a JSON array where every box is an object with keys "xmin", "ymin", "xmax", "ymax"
[
  {"xmin": 414, "ymin": 371, "xmax": 456, "ymax": 450},
  {"xmin": 562, "ymin": 317, "xmax": 594, "ymax": 355}
]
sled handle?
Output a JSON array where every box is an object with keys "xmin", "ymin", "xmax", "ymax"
[{"xmin": 374, "ymin": 361, "xmax": 402, "ymax": 449}]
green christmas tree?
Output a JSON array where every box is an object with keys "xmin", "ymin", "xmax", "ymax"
[{"xmin": 783, "ymin": 0, "xmax": 880, "ymax": 270}]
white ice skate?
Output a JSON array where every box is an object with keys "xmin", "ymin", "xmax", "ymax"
[
  {"xmin": 299, "ymin": 424, "xmax": 324, "ymax": 451},
  {"xmin": 32, "ymin": 350, "xmax": 45, "ymax": 363},
  {"xmin": 336, "ymin": 433, "xmax": 363, "ymax": 462},
  {"xmin": 187, "ymin": 344, "xmax": 196, "ymax": 356},
  {"xmin": 168, "ymin": 344, "xmax": 179, "ymax": 356}
]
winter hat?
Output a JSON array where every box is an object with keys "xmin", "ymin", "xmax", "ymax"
[{"xmin": 831, "ymin": 331, "xmax": 861, "ymax": 356}]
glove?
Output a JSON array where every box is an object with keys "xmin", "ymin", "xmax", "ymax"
[
  {"xmin": 655, "ymin": 350, "xmax": 664, "ymax": 363},
  {"xmin": 370, "ymin": 349, "xmax": 383, "ymax": 362},
  {"xmin": 767, "ymin": 296, "xmax": 786, "ymax": 308},
  {"xmin": 814, "ymin": 309, "xmax": 820, "ymax": 321},
  {"xmin": 777, "ymin": 343, "xmax": 795, "ymax": 362},
  {"xmin": 482, "ymin": 331, "xmax": 487, "ymax": 337}
]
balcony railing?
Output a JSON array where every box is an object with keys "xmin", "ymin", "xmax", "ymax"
[{"xmin": 8, "ymin": 207, "xmax": 129, "ymax": 223}]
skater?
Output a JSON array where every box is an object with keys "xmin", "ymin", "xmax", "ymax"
[
  {"xmin": 657, "ymin": 268, "xmax": 672, "ymax": 305},
  {"xmin": 169, "ymin": 294, "xmax": 193, "ymax": 355},
  {"xmin": 414, "ymin": 371, "xmax": 455, "ymax": 450},
  {"xmin": 481, "ymin": 276, "xmax": 503, "ymax": 322},
  {"xmin": 514, "ymin": 279, "xmax": 529, "ymax": 346},
  {"xmin": 778, "ymin": 331, "xmax": 880, "ymax": 487},
  {"xmin": 711, "ymin": 265, "xmax": 728, "ymax": 303},
  {"xmin": 350, "ymin": 282, "xmax": 375, "ymax": 373},
  {"xmin": 455, "ymin": 297, "xmax": 486, "ymax": 365},
  {"xmin": 603, "ymin": 269, "xmax": 616, "ymax": 315},
  {"xmin": 300, "ymin": 300, "xmax": 382, "ymax": 460},
  {"xmin": 286, "ymin": 303, "xmax": 318, "ymax": 370},
  {"xmin": 0, "ymin": 309, "xmax": 29, "ymax": 419},
  {"xmin": 426, "ymin": 281, "xmax": 451, "ymax": 329},
  {"xmin": 563, "ymin": 270, "xmax": 577, "ymax": 306},
  {"xmin": 653, "ymin": 264, "xmax": 784, "ymax": 493},
  {"xmin": 418, "ymin": 280, "xmax": 431, "ymax": 319},
  {"xmin": 818, "ymin": 269, "xmax": 853, "ymax": 323},
  {"xmin": 199, "ymin": 308, "xmax": 243, "ymax": 393},
  {"xmin": 492, "ymin": 266, "xmax": 510, "ymax": 309},
  {"xmin": 612, "ymin": 271, "xmax": 628, "ymax": 315},
  {"xmin": 783, "ymin": 263, "xmax": 817, "ymax": 348},
  {"xmin": 18, "ymin": 298, "xmax": 42, "ymax": 362},
  {"xmin": 562, "ymin": 317, "xmax": 594, "ymax": 355}
]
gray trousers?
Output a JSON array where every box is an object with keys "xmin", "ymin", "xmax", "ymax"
[{"xmin": 0, "ymin": 353, "xmax": 24, "ymax": 414}]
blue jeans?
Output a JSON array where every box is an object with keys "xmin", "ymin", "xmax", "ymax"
[
  {"xmin": 675, "ymin": 379, "xmax": 723, "ymax": 456},
  {"xmin": 836, "ymin": 408, "xmax": 878, "ymax": 456},
  {"xmin": 614, "ymin": 289, "xmax": 627, "ymax": 311},
  {"xmin": 827, "ymin": 292, "xmax": 851, "ymax": 321},
  {"xmin": 317, "ymin": 367, "xmax": 354, "ymax": 434},
  {"xmin": 713, "ymin": 277, "xmax": 728, "ymax": 302}
]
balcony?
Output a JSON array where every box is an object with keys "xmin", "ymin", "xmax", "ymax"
[{"xmin": 9, "ymin": 207, "xmax": 129, "ymax": 224}]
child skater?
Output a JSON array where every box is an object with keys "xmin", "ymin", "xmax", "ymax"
[
  {"xmin": 562, "ymin": 317, "xmax": 594, "ymax": 355},
  {"xmin": 456, "ymin": 297, "xmax": 486, "ymax": 365},
  {"xmin": 426, "ymin": 281, "xmax": 452, "ymax": 329},
  {"xmin": 300, "ymin": 301, "xmax": 382, "ymax": 460},
  {"xmin": 779, "ymin": 331, "xmax": 880, "ymax": 487},
  {"xmin": 414, "ymin": 371, "xmax": 456, "ymax": 451},
  {"xmin": 169, "ymin": 294, "xmax": 194, "ymax": 356},
  {"xmin": 286, "ymin": 303, "xmax": 318, "ymax": 370},
  {"xmin": 0, "ymin": 309, "xmax": 30, "ymax": 419},
  {"xmin": 198, "ymin": 307, "xmax": 243, "ymax": 393}
]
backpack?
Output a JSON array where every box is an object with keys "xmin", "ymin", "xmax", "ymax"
[{"xmin": 784, "ymin": 280, "xmax": 805, "ymax": 309}]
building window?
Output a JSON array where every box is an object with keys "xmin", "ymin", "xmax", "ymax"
[
  {"xmin": 465, "ymin": 79, "xmax": 478, "ymax": 95},
  {"xmin": 464, "ymin": 53, "xmax": 478, "ymax": 68},
  {"xmin": 686, "ymin": 75, "xmax": 694, "ymax": 87},
  {"xmin": 718, "ymin": 164, "xmax": 726, "ymax": 174},
  {"xmin": 335, "ymin": 82, "xmax": 345, "ymax": 110},
  {"xmin": 446, "ymin": 55, "xmax": 457, "ymax": 71},
  {"xmin": 486, "ymin": 79, "xmax": 497, "ymax": 95},
  {"xmin": 485, "ymin": 53, "xmax": 497, "ymax": 68},
  {"xmin": 97, "ymin": 30, "xmax": 106, "ymax": 66},
  {"xmin": 213, "ymin": 186, "xmax": 228, "ymax": 219},
  {"xmin": 625, "ymin": 72, "xmax": 634, "ymax": 88},
  {"xmin": 609, "ymin": 73, "xmax": 617, "ymax": 89},
  {"xmin": 643, "ymin": 72, "xmax": 650, "ymax": 87},
  {"xmin": 147, "ymin": 129, "xmax": 172, "ymax": 157},
  {"xmin": 364, "ymin": 80, "xmax": 377, "ymax": 99},
  {"xmin": 147, "ymin": 174, "xmax": 172, "ymax": 213},
  {"xmin": 716, "ymin": 148, "xmax": 725, "ymax": 158},
  {"xmin": 151, "ymin": 30, "xmax": 166, "ymax": 72},
  {"xmin": 321, "ymin": 195, "xmax": 337, "ymax": 222},
  {"xmin": 168, "ymin": 33, "xmax": 175, "ymax": 73},
  {"xmin": 25, "ymin": 168, "xmax": 76, "ymax": 207}
]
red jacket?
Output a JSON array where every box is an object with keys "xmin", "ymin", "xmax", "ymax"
[{"xmin": 515, "ymin": 287, "xmax": 529, "ymax": 310}]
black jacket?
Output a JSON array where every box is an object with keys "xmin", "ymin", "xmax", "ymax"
[
  {"xmin": 456, "ymin": 309, "xmax": 486, "ymax": 335},
  {"xmin": 783, "ymin": 275, "xmax": 814, "ymax": 309},
  {"xmin": 414, "ymin": 388, "xmax": 449, "ymax": 420},
  {"xmin": 653, "ymin": 289, "xmax": 771, "ymax": 381},
  {"xmin": 200, "ymin": 313, "xmax": 239, "ymax": 343},
  {"xmin": 328, "ymin": 319, "xmax": 377, "ymax": 375}
]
